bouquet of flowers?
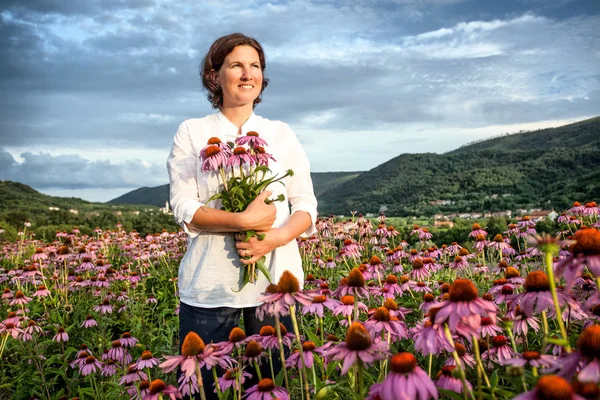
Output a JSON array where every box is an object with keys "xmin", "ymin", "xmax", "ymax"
[{"xmin": 199, "ymin": 131, "xmax": 293, "ymax": 291}]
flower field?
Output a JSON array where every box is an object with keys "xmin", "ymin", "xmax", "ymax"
[{"xmin": 1, "ymin": 202, "xmax": 600, "ymax": 400}]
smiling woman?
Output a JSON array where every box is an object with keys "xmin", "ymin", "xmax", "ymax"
[{"xmin": 166, "ymin": 33, "xmax": 318, "ymax": 399}]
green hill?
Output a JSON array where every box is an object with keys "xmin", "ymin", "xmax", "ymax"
[
  {"xmin": 107, "ymin": 172, "xmax": 363, "ymax": 207},
  {"xmin": 0, "ymin": 181, "xmax": 179, "ymax": 240},
  {"xmin": 317, "ymin": 117, "xmax": 600, "ymax": 215}
]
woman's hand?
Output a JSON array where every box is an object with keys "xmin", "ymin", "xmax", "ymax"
[
  {"xmin": 235, "ymin": 228, "xmax": 287, "ymax": 265},
  {"xmin": 240, "ymin": 191, "xmax": 277, "ymax": 232}
]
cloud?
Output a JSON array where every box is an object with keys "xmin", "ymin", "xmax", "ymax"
[
  {"xmin": 0, "ymin": 148, "xmax": 165, "ymax": 189},
  {"xmin": 0, "ymin": 0, "xmax": 598, "ymax": 187}
]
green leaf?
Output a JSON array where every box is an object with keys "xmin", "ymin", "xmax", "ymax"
[{"xmin": 255, "ymin": 257, "xmax": 271, "ymax": 283}]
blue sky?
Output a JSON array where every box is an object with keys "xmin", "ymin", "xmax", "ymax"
[{"xmin": 0, "ymin": 0, "xmax": 599, "ymax": 201}]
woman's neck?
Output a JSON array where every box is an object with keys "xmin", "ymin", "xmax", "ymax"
[{"xmin": 220, "ymin": 105, "xmax": 254, "ymax": 130}]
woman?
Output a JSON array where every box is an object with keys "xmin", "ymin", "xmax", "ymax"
[{"xmin": 166, "ymin": 33, "xmax": 318, "ymax": 397}]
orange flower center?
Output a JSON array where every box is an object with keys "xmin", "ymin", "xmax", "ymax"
[
  {"xmin": 577, "ymin": 325, "xmax": 600, "ymax": 359},
  {"xmin": 229, "ymin": 327, "xmax": 246, "ymax": 343},
  {"xmin": 233, "ymin": 147, "xmax": 247, "ymax": 155},
  {"xmin": 278, "ymin": 270, "xmax": 299, "ymax": 293},
  {"xmin": 373, "ymin": 307, "xmax": 391, "ymax": 322},
  {"xmin": 390, "ymin": 352, "xmax": 417, "ymax": 374},
  {"xmin": 524, "ymin": 271, "xmax": 550, "ymax": 292},
  {"xmin": 257, "ymin": 378, "xmax": 275, "ymax": 392},
  {"xmin": 449, "ymin": 279, "xmax": 478, "ymax": 302},
  {"xmin": 345, "ymin": 322, "xmax": 372, "ymax": 351},
  {"xmin": 244, "ymin": 340, "xmax": 262, "ymax": 358},
  {"xmin": 207, "ymin": 137, "xmax": 222, "ymax": 144},
  {"xmin": 383, "ymin": 298, "xmax": 398, "ymax": 311},
  {"xmin": 204, "ymin": 145, "xmax": 221, "ymax": 158},
  {"xmin": 572, "ymin": 228, "xmax": 600, "ymax": 256},
  {"xmin": 181, "ymin": 331, "xmax": 205, "ymax": 356},
  {"xmin": 148, "ymin": 379, "xmax": 167, "ymax": 394},
  {"xmin": 347, "ymin": 268, "xmax": 365, "ymax": 287},
  {"xmin": 302, "ymin": 341, "xmax": 316, "ymax": 352},
  {"xmin": 536, "ymin": 375, "xmax": 573, "ymax": 400}
]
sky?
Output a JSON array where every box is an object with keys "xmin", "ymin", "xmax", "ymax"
[{"xmin": 0, "ymin": 0, "xmax": 599, "ymax": 202}]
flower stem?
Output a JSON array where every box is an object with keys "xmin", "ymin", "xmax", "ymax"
[
  {"xmin": 544, "ymin": 252, "xmax": 571, "ymax": 353},
  {"xmin": 443, "ymin": 324, "xmax": 475, "ymax": 400},
  {"xmin": 290, "ymin": 304, "xmax": 311, "ymax": 400},
  {"xmin": 472, "ymin": 336, "xmax": 491, "ymax": 388},
  {"xmin": 195, "ymin": 359, "xmax": 207, "ymax": 400},
  {"xmin": 274, "ymin": 315, "xmax": 290, "ymax": 391}
]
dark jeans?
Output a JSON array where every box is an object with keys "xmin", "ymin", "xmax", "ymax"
[{"xmin": 178, "ymin": 302, "xmax": 293, "ymax": 400}]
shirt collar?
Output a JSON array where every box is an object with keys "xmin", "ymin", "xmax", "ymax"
[{"xmin": 216, "ymin": 110, "xmax": 259, "ymax": 139}]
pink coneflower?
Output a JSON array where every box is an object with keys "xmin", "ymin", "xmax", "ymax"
[
  {"xmin": 159, "ymin": 331, "xmax": 220, "ymax": 378},
  {"xmin": 32, "ymin": 285, "xmax": 51, "ymax": 298},
  {"xmin": 119, "ymin": 332, "xmax": 139, "ymax": 348},
  {"xmin": 381, "ymin": 274, "xmax": 403, "ymax": 297},
  {"xmin": 482, "ymin": 336, "xmax": 515, "ymax": 365},
  {"xmin": 257, "ymin": 271, "xmax": 313, "ymax": 318},
  {"xmin": 31, "ymin": 247, "xmax": 47, "ymax": 261},
  {"xmin": 301, "ymin": 294, "xmax": 340, "ymax": 318},
  {"xmin": 213, "ymin": 326, "xmax": 249, "ymax": 356},
  {"xmin": 80, "ymin": 355, "xmax": 103, "ymax": 376},
  {"xmin": 556, "ymin": 228, "xmax": 600, "ymax": 290},
  {"xmin": 9, "ymin": 290, "xmax": 31, "ymax": 306},
  {"xmin": 21, "ymin": 320, "xmax": 42, "ymax": 341},
  {"xmin": 365, "ymin": 255, "xmax": 387, "ymax": 280},
  {"xmin": 143, "ymin": 379, "xmax": 182, "ymax": 400},
  {"xmin": 119, "ymin": 364, "xmax": 148, "ymax": 385},
  {"xmin": 509, "ymin": 305, "xmax": 541, "ymax": 336},
  {"xmin": 226, "ymin": 146, "xmax": 255, "ymax": 167},
  {"xmin": 565, "ymin": 325, "xmax": 600, "ymax": 383},
  {"xmin": 410, "ymin": 259, "xmax": 430, "ymax": 281},
  {"xmin": 53, "ymin": 327, "xmax": 68, "ymax": 343},
  {"xmin": 101, "ymin": 359, "xmax": 118, "ymax": 377},
  {"xmin": 254, "ymin": 146, "xmax": 276, "ymax": 166},
  {"xmin": 410, "ymin": 281, "xmax": 433, "ymax": 294},
  {"xmin": 94, "ymin": 298, "xmax": 114, "ymax": 314},
  {"xmin": 473, "ymin": 234, "xmax": 488, "ymax": 252},
  {"xmin": 450, "ymin": 255, "xmax": 469, "ymax": 270},
  {"xmin": 70, "ymin": 351, "xmax": 91, "ymax": 369},
  {"xmin": 243, "ymin": 339, "xmax": 265, "ymax": 366},
  {"xmin": 2, "ymin": 288, "xmax": 13, "ymax": 300},
  {"xmin": 108, "ymin": 340, "xmax": 132, "ymax": 364},
  {"xmin": 200, "ymin": 145, "xmax": 228, "ymax": 172},
  {"xmin": 502, "ymin": 350, "xmax": 559, "ymax": 370},
  {"xmin": 146, "ymin": 295, "xmax": 158, "ymax": 304},
  {"xmin": 324, "ymin": 322, "xmax": 389, "ymax": 375},
  {"xmin": 286, "ymin": 341, "xmax": 317, "ymax": 369},
  {"xmin": 217, "ymin": 368, "xmax": 252, "ymax": 392},
  {"xmin": 477, "ymin": 317, "xmax": 503, "ymax": 338},
  {"xmin": 332, "ymin": 295, "xmax": 368, "ymax": 320},
  {"xmin": 331, "ymin": 268, "xmax": 370, "ymax": 299},
  {"xmin": 569, "ymin": 202, "xmax": 586, "ymax": 215},
  {"xmin": 364, "ymin": 307, "xmax": 408, "ymax": 340},
  {"xmin": 433, "ymin": 279, "xmax": 497, "ymax": 336},
  {"xmin": 512, "ymin": 375, "xmax": 584, "ymax": 400},
  {"xmin": 509, "ymin": 270, "xmax": 574, "ymax": 317},
  {"xmin": 410, "ymin": 314, "xmax": 453, "ymax": 356},
  {"xmin": 437, "ymin": 365, "xmax": 472, "ymax": 394},
  {"xmin": 469, "ymin": 223, "xmax": 488, "ymax": 238},
  {"xmin": 517, "ymin": 215, "xmax": 536, "ymax": 229},
  {"xmin": 2, "ymin": 312, "xmax": 19, "ymax": 326},
  {"xmin": 243, "ymin": 378, "xmax": 289, "ymax": 400},
  {"xmin": 488, "ymin": 234, "xmax": 512, "ymax": 252},
  {"xmin": 377, "ymin": 352, "xmax": 438, "ymax": 400},
  {"xmin": 445, "ymin": 343, "xmax": 476, "ymax": 369},
  {"xmin": 133, "ymin": 350, "xmax": 159, "ymax": 370},
  {"xmin": 81, "ymin": 315, "xmax": 98, "ymax": 328},
  {"xmin": 236, "ymin": 131, "xmax": 268, "ymax": 148},
  {"xmin": 583, "ymin": 202, "xmax": 599, "ymax": 216}
]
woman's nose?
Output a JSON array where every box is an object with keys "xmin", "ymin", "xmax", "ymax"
[{"xmin": 241, "ymin": 67, "xmax": 252, "ymax": 80}]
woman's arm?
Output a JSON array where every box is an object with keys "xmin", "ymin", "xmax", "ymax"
[
  {"xmin": 185, "ymin": 190, "xmax": 277, "ymax": 233},
  {"xmin": 235, "ymin": 211, "xmax": 312, "ymax": 265}
]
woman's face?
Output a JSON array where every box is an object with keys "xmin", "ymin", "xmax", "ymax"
[{"xmin": 215, "ymin": 45, "xmax": 263, "ymax": 109}]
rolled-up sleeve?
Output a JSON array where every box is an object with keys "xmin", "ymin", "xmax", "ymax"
[
  {"xmin": 166, "ymin": 121, "xmax": 203, "ymax": 238},
  {"xmin": 283, "ymin": 124, "xmax": 318, "ymax": 237}
]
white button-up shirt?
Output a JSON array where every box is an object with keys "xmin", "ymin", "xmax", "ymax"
[{"xmin": 166, "ymin": 111, "xmax": 318, "ymax": 308}]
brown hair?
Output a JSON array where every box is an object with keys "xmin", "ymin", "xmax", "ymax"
[{"xmin": 201, "ymin": 33, "xmax": 269, "ymax": 109}]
